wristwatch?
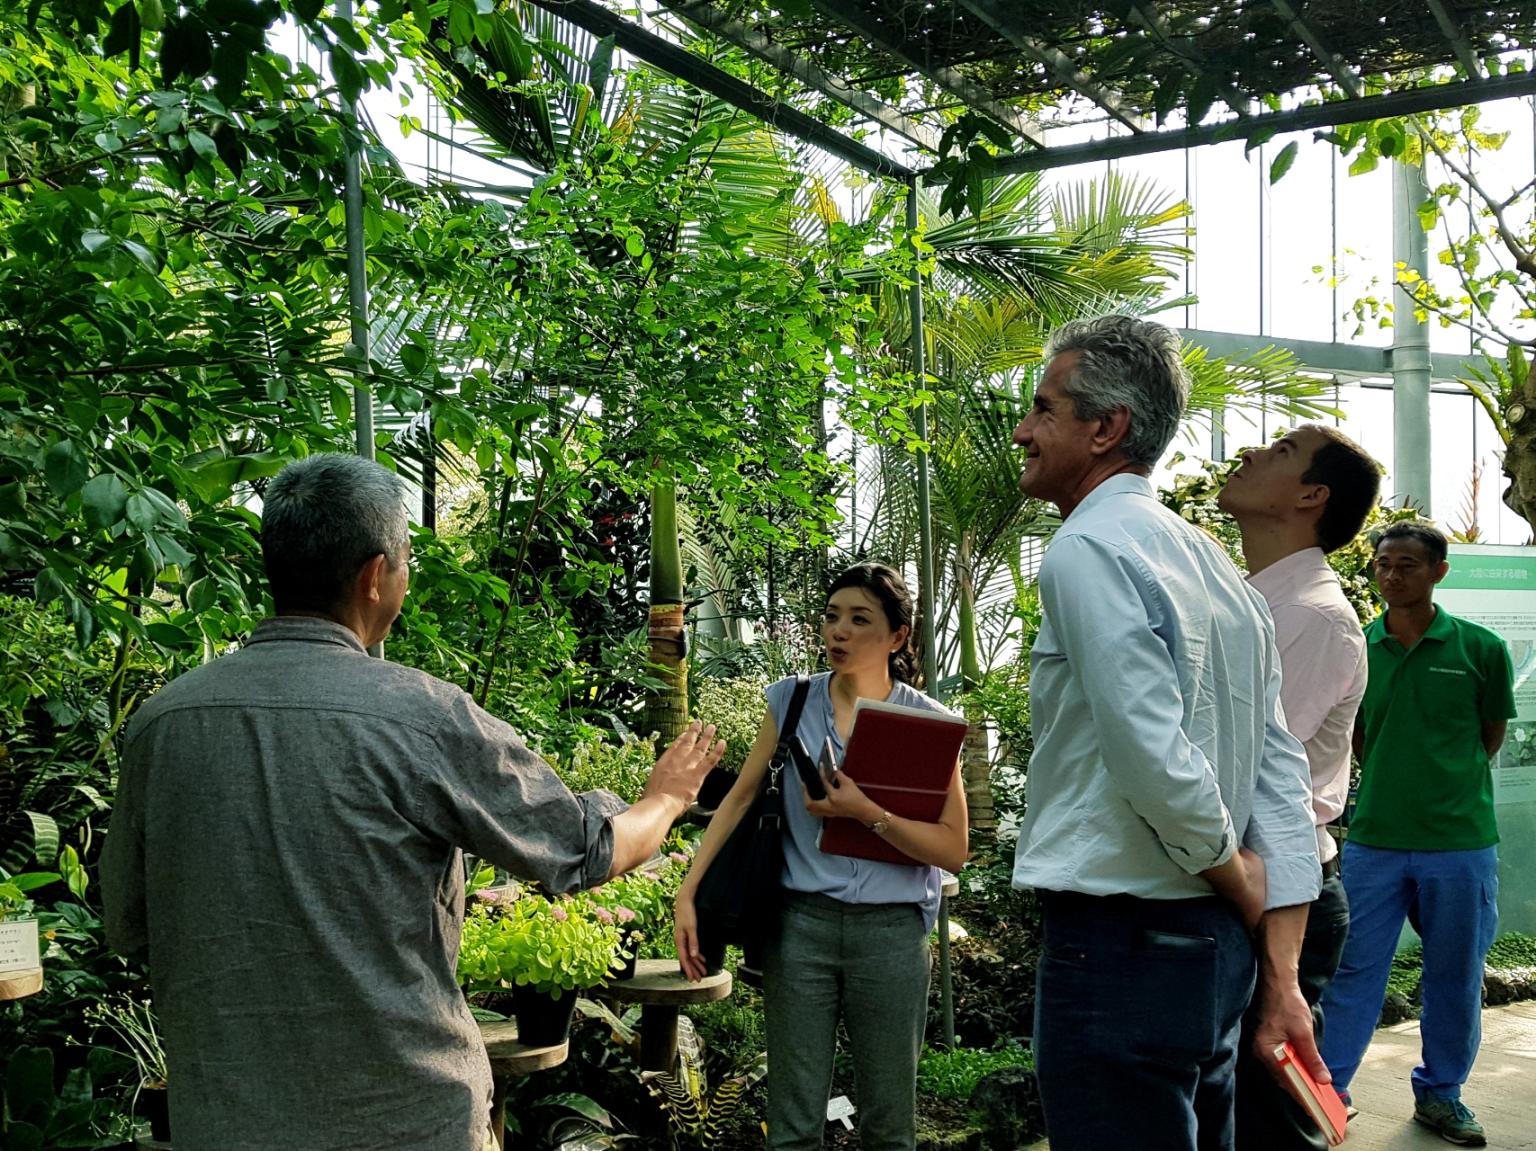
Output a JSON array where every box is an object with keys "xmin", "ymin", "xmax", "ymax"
[{"xmin": 866, "ymin": 811, "xmax": 894, "ymax": 836}]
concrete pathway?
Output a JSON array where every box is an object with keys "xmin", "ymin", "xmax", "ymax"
[
  {"xmin": 1024, "ymin": 1001, "xmax": 1536, "ymax": 1149},
  {"xmin": 1339, "ymin": 1001, "xmax": 1536, "ymax": 1149}
]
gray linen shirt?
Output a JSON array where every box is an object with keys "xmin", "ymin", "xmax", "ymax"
[{"xmin": 102, "ymin": 617, "xmax": 626, "ymax": 1151}]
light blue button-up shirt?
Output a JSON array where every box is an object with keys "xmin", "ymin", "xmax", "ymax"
[{"xmin": 1012, "ymin": 474, "xmax": 1320, "ymax": 910}]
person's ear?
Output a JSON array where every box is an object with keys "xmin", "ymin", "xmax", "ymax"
[
  {"xmin": 1432, "ymin": 559, "xmax": 1451, "ymax": 585},
  {"xmin": 1089, "ymin": 405, "xmax": 1133, "ymax": 457},
  {"xmin": 357, "ymin": 553, "xmax": 389, "ymax": 604},
  {"xmin": 891, "ymin": 624, "xmax": 911, "ymax": 653},
  {"xmin": 1297, "ymin": 482, "xmax": 1330, "ymax": 513}
]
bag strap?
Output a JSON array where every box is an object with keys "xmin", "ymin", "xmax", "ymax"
[{"xmin": 760, "ymin": 673, "xmax": 811, "ymax": 817}]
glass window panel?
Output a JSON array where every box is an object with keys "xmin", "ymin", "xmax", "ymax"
[
  {"xmin": 1262, "ymin": 136, "xmax": 1336, "ymax": 343},
  {"xmin": 1332, "ymin": 160, "xmax": 1393, "ymax": 348},
  {"xmin": 1189, "ymin": 140, "xmax": 1261, "ymax": 334}
]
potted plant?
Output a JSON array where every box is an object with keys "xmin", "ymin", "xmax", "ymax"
[
  {"xmin": 589, "ymin": 872, "xmax": 668, "ymax": 980},
  {"xmin": 458, "ymin": 894, "xmax": 619, "ymax": 1046},
  {"xmin": 89, "ymin": 995, "xmax": 170, "ymax": 1141}
]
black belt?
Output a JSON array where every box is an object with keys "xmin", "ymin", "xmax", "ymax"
[{"xmin": 1321, "ymin": 856, "xmax": 1341, "ymax": 881}]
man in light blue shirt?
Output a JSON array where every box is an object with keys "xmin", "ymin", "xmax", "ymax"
[{"xmin": 1011, "ymin": 316, "xmax": 1323, "ymax": 1151}]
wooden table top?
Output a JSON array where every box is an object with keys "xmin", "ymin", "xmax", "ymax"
[
  {"xmin": 599, "ymin": 959, "xmax": 733, "ymax": 1006},
  {"xmin": 476, "ymin": 1020, "xmax": 569, "ymax": 1075}
]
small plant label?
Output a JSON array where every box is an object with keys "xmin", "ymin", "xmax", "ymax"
[
  {"xmin": 0, "ymin": 918, "xmax": 41, "ymax": 972},
  {"xmin": 825, "ymin": 1095, "xmax": 856, "ymax": 1130}
]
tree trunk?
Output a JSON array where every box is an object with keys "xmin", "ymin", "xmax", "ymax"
[
  {"xmin": 643, "ymin": 479, "xmax": 689, "ymax": 741},
  {"xmin": 955, "ymin": 535, "xmax": 994, "ymax": 831}
]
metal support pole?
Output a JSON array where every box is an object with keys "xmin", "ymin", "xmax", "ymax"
[
  {"xmin": 335, "ymin": 0, "xmax": 381, "ymax": 656},
  {"xmin": 908, "ymin": 177, "xmax": 952, "ymax": 1047},
  {"xmin": 1391, "ymin": 160, "xmax": 1433, "ymax": 514},
  {"xmin": 907, "ymin": 179, "xmax": 940, "ymax": 693},
  {"xmin": 936, "ymin": 883, "xmax": 955, "ymax": 1048}
]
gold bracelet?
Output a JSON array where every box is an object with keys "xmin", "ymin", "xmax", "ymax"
[{"xmin": 867, "ymin": 811, "xmax": 893, "ymax": 836}]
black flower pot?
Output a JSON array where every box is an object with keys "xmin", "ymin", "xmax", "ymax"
[
  {"xmin": 138, "ymin": 1084, "xmax": 171, "ymax": 1142},
  {"xmin": 514, "ymin": 987, "xmax": 578, "ymax": 1047}
]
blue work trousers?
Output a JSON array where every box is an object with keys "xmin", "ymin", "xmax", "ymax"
[{"xmin": 1317, "ymin": 842, "xmax": 1498, "ymax": 1102}]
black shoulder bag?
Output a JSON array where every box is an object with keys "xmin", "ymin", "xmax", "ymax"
[{"xmin": 692, "ymin": 673, "xmax": 811, "ymax": 978}]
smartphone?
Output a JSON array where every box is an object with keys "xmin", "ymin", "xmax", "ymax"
[
  {"xmin": 818, "ymin": 737, "xmax": 840, "ymax": 790},
  {"xmin": 790, "ymin": 736, "xmax": 825, "ymax": 800}
]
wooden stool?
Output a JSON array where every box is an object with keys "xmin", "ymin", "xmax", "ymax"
[
  {"xmin": 478, "ymin": 1019, "xmax": 568, "ymax": 1148},
  {"xmin": 0, "ymin": 968, "xmax": 43, "ymax": 1001},
  {"xmin": 599, "ymin": 959, "xmax": 732, "ymax": 1071}
]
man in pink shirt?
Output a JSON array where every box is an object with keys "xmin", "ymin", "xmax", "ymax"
[{"xmin": 1219, "ymin": 425, "xmax": 1382, "ymax": 1149}]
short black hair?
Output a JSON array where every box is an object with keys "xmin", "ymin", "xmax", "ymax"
[
  {"xmin": 1375, "ymin": 520, "xmax": 1448, "ymax": 565},
  {"xmin": 1298, "ymin": 425, "xmax": 1382, "ymax": 553}
]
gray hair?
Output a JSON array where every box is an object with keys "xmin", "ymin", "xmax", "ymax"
[
  {"xmin": 1043, "ymin": 315, "xmax": 1191, "ymax": 468},
  {"xmin": 261, "ymin": 453, "xmax": 409, "ymax": 612}
]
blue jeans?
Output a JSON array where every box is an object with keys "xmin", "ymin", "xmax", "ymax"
[
  {"xmin": 1034, "ymin": 892, "xmax": 1256, "ymax": 1151},
  {"xmin": 1317, "ymin": 842, "xmax": 1499, "ymax": 1102}
]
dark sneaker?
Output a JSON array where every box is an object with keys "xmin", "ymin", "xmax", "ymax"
[{"xmin": 1413, "ymin": 1097, "xmax": 1486, "ymax": 1146}]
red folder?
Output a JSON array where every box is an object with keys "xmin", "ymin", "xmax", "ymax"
[
  {"xmin": 819, "ymin": 698, "xmax": 966, "ymax": 865},
  {"xmin": 1272, "ymin": 1042, "xmax": 1348, "ymax": 1146}
]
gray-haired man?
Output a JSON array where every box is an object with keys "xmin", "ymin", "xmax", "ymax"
[
  {"xmin": 103, "ymin": 453, "xmax": 724, "ymax": 1151},
  {"xmin": 1010, "ymin": 316, "xmax": 1323, "ymax": 1150}
]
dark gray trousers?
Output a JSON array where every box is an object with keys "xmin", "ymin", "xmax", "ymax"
[{"xmin": 762, "ymin": 891, "xmax": 931, "ymax": 1151}]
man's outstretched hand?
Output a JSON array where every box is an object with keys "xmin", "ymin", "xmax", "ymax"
[
  {"xmin": 643, "ymin": 721, "xmax": 727, "ymax": 812},
  {"xmin": 608, "ymin": 722, "xmax": 725, "ymax": 880}
]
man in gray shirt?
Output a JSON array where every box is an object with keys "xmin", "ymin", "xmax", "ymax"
[{"xmin": 102, "ymin": 453, "xmax": 724, "ymax": 1151}]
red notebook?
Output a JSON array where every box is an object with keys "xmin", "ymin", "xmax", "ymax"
[
  {"xmin": 818, "ymin": 698, "xmax": 966, "ymax": 865},
  {"xmin": 1272, "ymin": 1042, "xmax": 1348, "ymax": 1146}
]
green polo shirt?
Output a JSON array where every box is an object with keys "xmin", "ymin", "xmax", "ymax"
[{"xmin": 1351, "ymin": 605, "xmax": 1516, "ymax": 851}]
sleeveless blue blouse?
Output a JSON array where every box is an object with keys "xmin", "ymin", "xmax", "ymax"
[{"xmin": 764, "ymin": 672, "xmax": 954, "ymax": 931}]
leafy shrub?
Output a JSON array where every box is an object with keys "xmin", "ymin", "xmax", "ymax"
[
  {"xmin": 1386, "ymin": 942, "xmax": 1424, "ymax": 1000},
  {"xmin": 1487, "ymin": 931, "xmax": 1536, "ymax": 970},
  {"xmin": 916, "ymin": 1040, "xmax": 1033, "ymax": 1101},
  {"xmin": 556, "ymin": 734, "xmax": 659, "ymax": 805},
  {"xmin": 692, "ymin": 675, "xmax": 767, "ymax": 774}
]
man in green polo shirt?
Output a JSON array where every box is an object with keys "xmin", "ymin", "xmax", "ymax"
[{"xmin": 1317, "ymin": 522, "xmax": 1515, "ymax": 1147}]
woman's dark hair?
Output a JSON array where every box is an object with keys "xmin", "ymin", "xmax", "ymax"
[{"xmin": 827, "ymin": 562, "xmax": 920, "ymax": 684}]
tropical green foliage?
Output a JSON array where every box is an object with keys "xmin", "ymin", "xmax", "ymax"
[{"xmin": 916, "ymin": 1039, "xmax": 1033, "ymax": 1101}]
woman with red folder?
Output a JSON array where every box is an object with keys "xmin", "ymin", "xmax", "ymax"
[{"xmin": 675, "ymin": 563, "xmax": 969, "ymax": 1151}]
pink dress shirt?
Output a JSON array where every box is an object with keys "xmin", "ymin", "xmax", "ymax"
[{"xmin": 1248, "ymin": 547, "xmax": 1367, "ymax": 863}]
